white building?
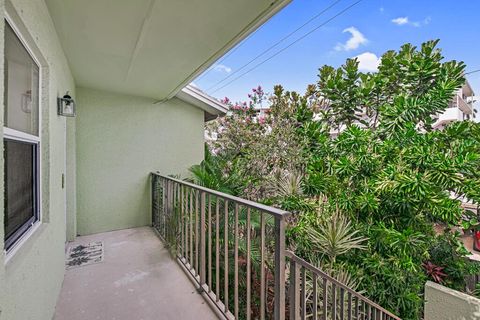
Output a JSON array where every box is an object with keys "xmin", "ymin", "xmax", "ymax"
[{"xmin": 433, "ymin": 80, "xmax": 476, "ymax": 129}]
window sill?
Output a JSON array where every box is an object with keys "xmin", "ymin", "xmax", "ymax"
[{"xmin": 4, "ymin": 221, "xmax": 44, "ymax": 266}]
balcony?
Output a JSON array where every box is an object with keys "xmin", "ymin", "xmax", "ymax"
[
  {"xmin": 54, "ymin": 174, "xmax": 400, "ymax": 320},
  {"xmin": 457, "ymin": 95, "xmax": 474, "ymax": 114},
  {"xmin": 433, "ymin": 107, "xmax": 463, "ymax": 127},
  {"xmin": 54, "ymin": 227, "xmax": 216, "ymax": 320}
]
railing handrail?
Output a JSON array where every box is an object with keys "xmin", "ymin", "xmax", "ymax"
[
  {"xmin": 151, "ymin": 172, "xmax": 291, "ymax": 218},
  {"xmin": 286, "ymin": 250, "xmax": 401, "ymax": 320},
  {"xmin": 151, "ymin": 172, "xmax": 400, "ymax": 320}
]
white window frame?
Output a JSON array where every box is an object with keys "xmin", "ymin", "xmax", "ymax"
[{"xmin": 3, "ymin": 14, "xmax": 43, "ymax": 257}]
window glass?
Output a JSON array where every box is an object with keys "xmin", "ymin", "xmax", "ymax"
[
  {"xmin": 4, "ymin": 22, "xmax": 39, "ymax": 136},
  {"xmin": 4, "ymin": 139, "xmax": 38, "ymax": 248},
  {"xmin": 3, "ymin": 20, "xmax": 41, "ymax": 250}
]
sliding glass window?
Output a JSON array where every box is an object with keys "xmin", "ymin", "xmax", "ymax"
[{"xmin": 3, "ymin": 20, "xmax": 40, "ymax": 250}]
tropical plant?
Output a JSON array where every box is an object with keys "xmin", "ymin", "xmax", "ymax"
[
  {"xmin": 304, "ymin": 209, "xmax": 367, "ymax": 266},
  {"xmin": 422, "ymin": 261, "xmax": 448, "ymax": 284},
  {"xmin": 189, "ymin": 145, "xmax": 241, "ymax": 195},
  {"xmin": 189, "ymin": 39, "xmax": 480, "ymax": 319}
]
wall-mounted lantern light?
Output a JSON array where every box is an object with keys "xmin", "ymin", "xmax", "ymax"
[{"xmin": 57, "ymin": 92, "xmax": 76, "ymax": 117}]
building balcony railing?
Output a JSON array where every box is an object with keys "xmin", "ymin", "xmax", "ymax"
[
  {"xmin": 456, "ymin": 95, "xmax": 474, "ymax": 115},
  {"xmin": 151, "ymin": 173, "xmax": 401, "ymax": 320}
]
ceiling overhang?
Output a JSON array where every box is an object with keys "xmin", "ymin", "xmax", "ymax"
[
  {"xmin": 175, "ymin": 85, "xmax": 228, "ymax": 121},
  {"xmin": 45, "ymin": 0, "xmax": 291, "ymax": 101}
]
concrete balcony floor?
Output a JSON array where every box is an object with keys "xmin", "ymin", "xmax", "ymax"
[{"xmin": 54, "ymin": 227, "xmax": 217, "ymax": 320}]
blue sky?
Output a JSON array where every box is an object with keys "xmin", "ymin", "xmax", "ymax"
[{"xmin": 193, "ymin": 0, "xmax": 480, "ymax": 104}]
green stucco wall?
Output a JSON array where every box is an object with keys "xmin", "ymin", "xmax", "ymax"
[
  {"xmin": 75, "ymin": 87, "xmax": 204, "ymax": 235},
  {"xmin": 0, "ymin": 0, "xmax": 75, "ymax": 319}
]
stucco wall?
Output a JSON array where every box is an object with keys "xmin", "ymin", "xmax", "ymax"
[
  {"xmin": 75, "ymin": 87, "xmax": 204, "ymax": 235},
  {"xmin": 425, "ymin": 281, "xmax": 480, "ymax": 320},
  {"xmin": 66, "ymin": 116, "xmax": 76, "ymax": 241},
  {"xmin": 0, "ymin": 0, "xmax": 75, "ymax": 319}
]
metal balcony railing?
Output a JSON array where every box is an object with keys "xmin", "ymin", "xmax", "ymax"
[
  {"xmin": 287, "ymin": 251, "xmax": 401, "ymax": 320},
  {"xmin": 456, "ymin": 96, "xmax": 474, "ymax": 114},
  {"xmin": 151, "ymin": 173, "xmax": 401, "ymax": 320}
]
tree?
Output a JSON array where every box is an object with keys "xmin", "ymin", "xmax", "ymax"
[
  {"xmin": 292, "ymin": 40, "xmax": 480, "ymax": 319},
  {"xmin": 199, "ymin": 39, "xmax": 480, "ymax": 319}
]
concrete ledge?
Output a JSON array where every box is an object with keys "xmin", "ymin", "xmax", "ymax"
[{"xmin": 425, "ymin": 281, "xmax": 480, "ymax": 320}]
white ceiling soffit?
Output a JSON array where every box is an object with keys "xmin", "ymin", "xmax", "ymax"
[{"xmin": 45, "ymin": 0, "xmax": 291, "ymax": 101}]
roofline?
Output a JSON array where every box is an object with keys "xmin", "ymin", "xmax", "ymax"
[
  {"xmin": 175, "ymin": 85, "xmax": 228, "ymax": 121},
  {"xmin": 164, "ymin": 0, "xmax": 292, "ymax": 100}
]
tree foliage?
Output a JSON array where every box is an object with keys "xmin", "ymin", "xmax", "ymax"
[{"xmin": 193, "ymin": 40, "xmax": 480, "ymax": 319}]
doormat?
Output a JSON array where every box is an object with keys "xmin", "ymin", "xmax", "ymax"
[{"xmin": 66, "ymin": 241, "xmax": 104, "ymax": 269}]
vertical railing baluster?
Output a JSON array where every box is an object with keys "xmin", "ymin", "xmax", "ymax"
[
  {"xmin": 313, "ymin": 273, "xmax": 318, "ymax": 320},
  {"xmin": 234, "ymin": 204, "xmax": 239, "ymax": 320},
  {"xmin": 246, "ymin": 207, "xmax": 251, "ymax": 320},
  {"xmin": 332, "ymin": 283, "xmax": 337, "ymax": 320},
  {"xmin": 260, "ymin": 212, "xmax": 266, "ymax": 320},
  {"xmin": 162, "ymin": 179, "xmax": 166, "ymax": 238},
  {"xmin": 340, "ymin": 288, "xmax": 345, "ymax": 320},
  {"xmin": 180, "ymin": 185, "xmax": 184, "ymax": 259},
  {"xmin": 208, "ymin": 194, "xmax": 212, "ymax": 291},
  {"xmin": 274, "ymin": 216, "xmax": 286, "ymax": 320},
  {"xmin": 289, "ymin": 259, "xmax": 300, "ymax": 320},
  {"xmin": 215, "ymin": 197, "xmax": 220, "ymax": 302},
  {"xmin": 355, "ymin": 297, "xmax": 359, "ymax": 320},
  {"xmin": 151, "ymin": 175, "xmax": 155, "ymax": 228},
  {"xmin": 175, "ymin": 182, "xmax": 181, "ymax": 257},
  {"xmin": 195, "ymin": 191, "xmax": 199, "ymax": 275},
  {"xmin": 363, "ymin": 300, "xmax": 366, "ymax": 320},
  {"xmin": 184, "ymin": 186, "xmax": 188, "ymax": 263},
  {"xmin": 322, "ymin": 278, "xmax": 327, "ymax": 320},
  {"xmin": 301, "ymin": 267, "xmax": 306, "ymax": 320},
  {"xmin": 224, "ymin": 199, "xmax": 229, "ymax": 313},
  {"xmin": 189, "ymin": 188, "xmax": 193, "ymax": 268},
  {"xmin": 184, "ymin": 186, "xmax": 188, "ymax": 261},
  {"xmin": 347, "ymin": 292, "xmax": 352, "ymax": 320},
  {"xmin": 165, "ymin": 180, "xmax": 169, "ymax": 241},
  {"xmin": 168, "ymin": 180, "xmax": 172, "ymax": 242},
  {"xmin": 200, "ymin": 191, "xmax": 206, "ymax": 286}
]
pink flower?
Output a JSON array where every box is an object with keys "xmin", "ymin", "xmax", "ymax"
[
  {"xmin": 221, "ymin": 97, "xmax": 230, "ymax": 104},
  {"xmin": 258, "ymin": 116, "xmax": 266, "ymax": 124}
]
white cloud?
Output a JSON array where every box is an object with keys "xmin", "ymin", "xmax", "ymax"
[
  {"xmin": 355, "ymin": 52, "xmax": 380, "ymax": 72},
  {"xmin": 391, "ymin": 16, "xmax": 431, "ymax": 27},
  {"xmin": 334, "ymin": 27, "xmax": 368, "ymax": 51},
  {"xmin": 213, "ymin": 64, "xmax": 232, "ymax": 73},
  {"xmin": 391, "ymin": 17, "xmax": 409, "ymax": 25}
]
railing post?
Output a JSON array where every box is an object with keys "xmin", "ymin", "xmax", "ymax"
[
  {"xmin": 151, "ymin": 174, "xmax": 156, "ymax": 228},
  {"xmin": 165, "ymin": 179, "xmax": 169, "ymax": 241},
  {"xmin": 162, "ymin": 178, "xmax": 167, "ymax": 238},
  {"xmin": 289, "ymin": 259, "xmax": 300, "ymax": 320},
  {"xmin": 200, "ymin": 191, "xmax": 207, "ymax": 288},
  {"xmin": 274, "ymin": 216, "xmax": 286, "ymax": 320}
]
